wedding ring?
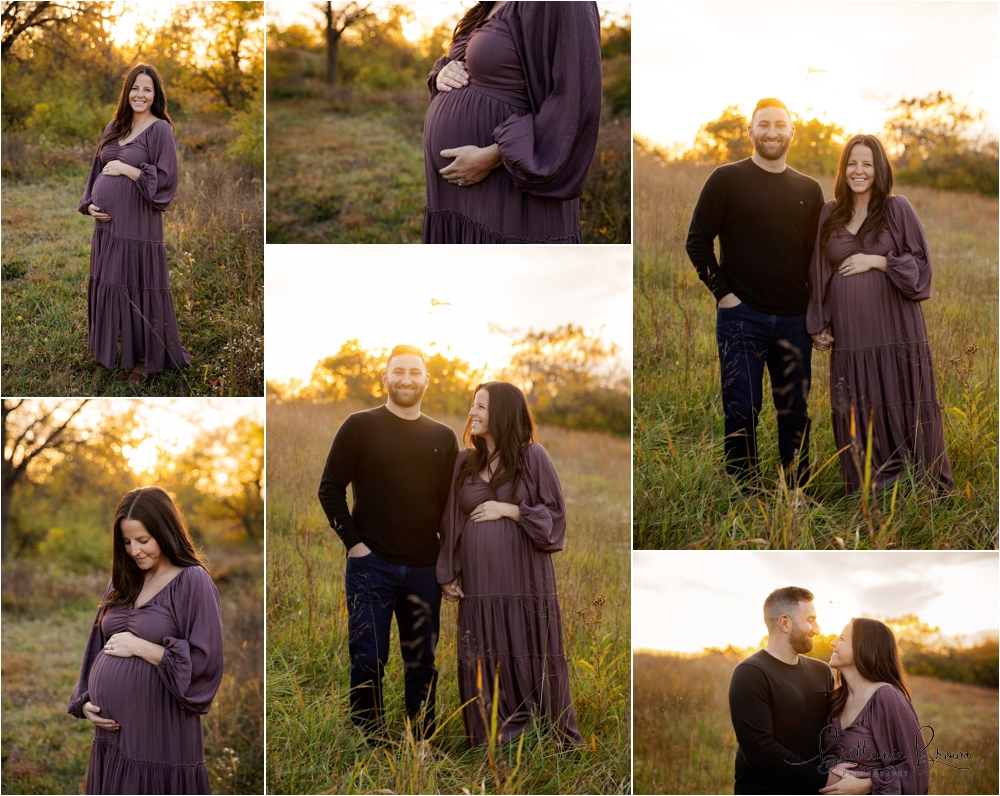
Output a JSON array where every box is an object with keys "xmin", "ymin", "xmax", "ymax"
[{"xmin": 457, "ymin": 179, "xmax": 465, "ymax": 186}]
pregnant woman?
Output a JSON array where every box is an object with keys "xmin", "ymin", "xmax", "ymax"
[
  {"xmin": 68, "ymin": 487, "xmax": 223, "ymax": 794},
  {"xmin": 78, "ymin": 63, "xmax": 191, "ymax": 383},
  {"xmin": 423, "ymin": 1, "xmax": 602, "ymax": 244},
  {"xmin": 438, "ymin": 382, "xmax": 582, "ymax": 746},
  {"xmin": 807, "ymin": 134, "xmax": 954, "ymax": 493},
  {"xmin": 823, "ymin": 619, "xmax": 929, "ymax": 794}
]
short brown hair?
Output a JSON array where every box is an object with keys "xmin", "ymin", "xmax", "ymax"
[
  {"xmin": 385, "ymin": 344, "xmax": 426, "ymax": 369},
  {"xmin": 763, "ymin": 586, "xmax": 814, "ymax": 631},
  {"xmin": 751, "ymin": 97, "xmax": 790, "ymax": 124}
]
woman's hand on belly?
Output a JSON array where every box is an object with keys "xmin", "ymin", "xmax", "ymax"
[
  {"xmin": 82, "ymin": 700, "xmax": 120, "ymax": 731},
  {"xmin": 101, "ymin": 159, "xmax": 142, "ymax": 181},
  {"xmin": 471, "ymin": 500, "xmax": 520, "ymax": 523},
  {"xmin": 839, "ymin": 253, "xmax": 887, "ymax": 276},
  {"xmin": 87, "ymin": 203, "xmax": 111, "ymax": 222},
  {"xmin": 104, "ymin": 631, "xmax": 165, "ymax": 666},
  {"xmin": 439, "ymin": 144, "xmax": 502, "ymax": 187},
  {"xmin": 436, "ymin": 59, "xmax": 469, "ymax": 92}
]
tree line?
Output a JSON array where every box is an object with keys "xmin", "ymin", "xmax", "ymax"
[
  {"xmin": 665, "ymin": 92, "xmax": 998, "ymax": 196},
  {"xmin": 266, "ymin": 326, "xmax": 631, "ymax": 437},
  {"xmin": 2, "ymin": 0, "xmax": 263, "ymax": 172},
  {"xmin": 2, "ymin": 400, "xmax": 264, "ymax": 570}
]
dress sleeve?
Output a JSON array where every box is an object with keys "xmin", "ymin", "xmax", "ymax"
[
  {"xmin": 78, "ymin": 121, "xmax": 115, "ymax": 215},
  {"xmin": 806, "ymin": 201, "xmax": 836, "ymax": 335},
  {"xmin": 492, "ymin": 2, "xmax": 602, "ymax": 200},
  {"xmin": 135, "ymin": 120, "xmax": 179, "ymax": 213},
  {"xmin": 866, "ymin": 687, "xmax": 929, "ymax": 795},
  {"xmin": 884, "ymin": 196, "xmax": 932, "ymax": 301},
  {"xmin": 436, "ymin": 449, "xmax": 469, "ymax": 585},
  {"xmin": 157, "ymin": 566, "xmax": 224, "ymax": 715},
  {"xmin": 516, "ymin": 444, "xmax": 567, "ymax": 552},
  {"xmin": 67, "ymin": 582, "xmax": 113, "ymax": 718}
]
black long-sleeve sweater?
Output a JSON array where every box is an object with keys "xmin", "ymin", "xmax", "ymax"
[
  {"xmin": 686, "ymin": 158, "xmax": 824, "ymax": 316},
  {"xmin": 317, "ymin": 406, "xmax": 459, "ymax": 567},
  {"xmin": 729, "ymin": 649, "xmax": 834, "ymax": 794}
]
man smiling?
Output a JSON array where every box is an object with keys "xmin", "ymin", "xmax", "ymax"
[
  {"xmin": 686, "ymin": 98, "xmax": 824, "ymax": 488},
  {"xmin": 318, "ymin": 345, "xmax": 458, "ymax": 741}
]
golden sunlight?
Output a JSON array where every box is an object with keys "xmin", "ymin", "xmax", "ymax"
[
  {"xmin": 122, "ymin": 438, "xmax": 159, "ymax": 475},
  {"xmin": 402, "ymin": 19, "xmax": 426, "ymax": 43}
]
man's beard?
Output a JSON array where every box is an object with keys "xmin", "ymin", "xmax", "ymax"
[
  {"xmin": 752, "ymin": 133, "xmax": 791, "ymax": 161},
  {"xmin": 387, "ymin": 382, "xmax": 426, "ymax": 408},
  {"xmin": 789, "ymin": 626, "xmax": 814, "ymax": 654}
]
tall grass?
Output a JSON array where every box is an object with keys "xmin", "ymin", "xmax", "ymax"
[
  {"xmin": 0, "ymin": 118, "xmax": 263, "ymax": 397},
  {"xmin": 265, "ymin": 398, "xmax": 631, "ymax": 794},
  {"xmin": 633, "ymin": 650, "xmax": 999, "ymax": 795},
  {"xmin": 0, "ymin": 547, "xmax": 264, "ymax": 795},
  {"xmin": 633, "ymin": 147, "xmax": 999, "ymax": 548}
]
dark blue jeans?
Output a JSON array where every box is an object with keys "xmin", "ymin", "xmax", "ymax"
[
  {"xmin": 345, "ymin": 551, "xmax": 441, "ymax": 737},
  {"xmin": 716, "ymin": 302, "xmax": 812, "ymax": 484}
]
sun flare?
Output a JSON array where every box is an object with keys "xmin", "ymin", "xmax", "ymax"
[{"xmin": 122, "ymin": 438, "xmax": 159, "ymax": 475}]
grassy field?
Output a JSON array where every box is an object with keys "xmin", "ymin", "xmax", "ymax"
[
  {"xmin": 633, "ymin": 148, "xmax": 999, "ymax": 549},
  {"xmin": 264, "ymin": 398, "xmax": 631, "ymax": 794},
  {"xmin": 0, "ymin": 547, "xmax": 264, "ymax": 795},
  {"xmin": 633, "ymin": 650, "xmax": 1000, "ymax": 795},
  {"xmin": 0, "ymin": 121, "xmax": 264, "ymax": 397},
  {"xmin": 265, "ymin": 86, "xmax": 630, "ymax": 244}
]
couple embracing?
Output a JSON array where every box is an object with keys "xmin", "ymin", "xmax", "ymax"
[
  {"xmin": 687, "ymin": 98, "xmax": 954, "ymax": 494},
  {"xmin": 730, "ymin": 587, "xmax": 929, "ymax": 794},
  {"xmin": 318, "ymin": 346, "xmax": 581, "ymax": 747}
]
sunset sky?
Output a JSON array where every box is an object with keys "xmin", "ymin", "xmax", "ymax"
[
  {"xmin": 635, "ymin": 1, "xmax": 999, "ymax": 151},
  {"xmin": 264, "ymin": 248, "xmax": 632, "ymax": 384},
  {"xmin": 72, "ymin": 398, "xmax": 263, "ymax": 475},
  {"xmin": 633, "ymin": 551, "xmax": 999, "ymax": 653}
]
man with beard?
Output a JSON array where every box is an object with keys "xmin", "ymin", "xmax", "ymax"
[
  {"xmin": 319, "ymin": 345, "xmax": 459, "ymax": 740},
  {"xmin": 728, "ymin": 587, "xmax": 871, "ymax": 795},
  {"xmin": 686, "ymin": 98, "xmax": 824, "ymax": 488}
]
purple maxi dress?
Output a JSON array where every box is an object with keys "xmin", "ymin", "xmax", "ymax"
[
  {"xmin": 423, "ymin": 2, "xmax": 602, "ymax": 244},
  {"xmin": 68, "ymin": 566, "xmax": 224, "ymax": 794},
  {"xmin": 78, "ymin": 119, "xmax": 192, "ymax": 374},
  {"xmin": 437, "ymin": 444, "xmax": 582, "ymax": 746},
  {"xmin": 806, "ymin": 196, "xmax": 954, "ymax": 493},
  {"xmin": 822, "ymin": 685, "xmax": 929, "ymax": 794}
]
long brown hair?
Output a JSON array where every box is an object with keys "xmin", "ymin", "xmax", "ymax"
[
  {"xmin": 98, "ymin": 63, "xmax": 174, "ymax": 154},
  {"xmin": 456, "ymin": 381, "xmax": 537, "ymax": 500},
  {"xmin": 98, "ymin": 487, "xmax": 205, "ymax": 622},
  {"xmin": 452, "ymin": 1, "xmax": 496, "ymax": 43},
  {"xmin": 819, "ymin": 134, "xmax": 894, "ymax": 251},
  {"xmin": 827, "ymin": 618, "xmax": 912, "ymax": 722}
]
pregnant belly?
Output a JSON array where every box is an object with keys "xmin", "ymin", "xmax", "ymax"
[
  {"xmin": 424, "ymin": 88, "xmax": 523, "ymax": 173},
  {"xmin": 90, "ymin": 174, "xmax": 133, "ymax": 220},
  {"xmin": 88, "ymin": 652, "xmax": 163, "ymax": 727}
]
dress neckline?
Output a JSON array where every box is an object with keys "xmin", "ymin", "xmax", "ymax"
[
  {"xmin": 132, "ymin": 564, "xmax": 189, "ymax": 609},
  {"xmin": 118, "ymin": 119, "xmax": 161, "ymax": 146},
  {"xmin": 839, "ymin": 683, "xmax": 891, "ymax": 729}
]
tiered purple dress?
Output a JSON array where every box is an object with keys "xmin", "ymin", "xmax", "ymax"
[
  {"xmin": 78, "ymin": 119, "xmax": 191, "ymax": 374},
  {"xmin": 822, "ymin": 685, "xmax": 929, "ymax": 794},
  {"xmin": 423, "ymin": 1, "xmax": 602, "ymax": 244},
  {"xmin": 68, "ymin": 566, "xmax": 224, "ymax": 795},
  {"xmin": 807, "ymin": 195, "xmax": 954, "ymax": 493},
  {"xmin": 437, "ymin": 444, "xmax": 582, "ymax": 746}
]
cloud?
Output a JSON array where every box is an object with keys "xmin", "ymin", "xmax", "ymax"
[{"xmin": 857, "ymin": 580, "xmax": 945, "ymax": 618}]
